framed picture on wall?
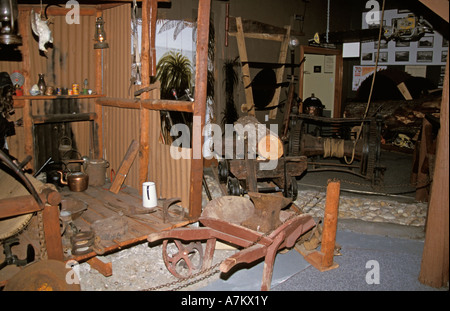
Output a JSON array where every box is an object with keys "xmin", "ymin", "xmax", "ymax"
[
  {"xmin": 362, "ymin": 52, "xmax": 373, "ymax": 61},
  {"xmin": 395, "ymin": 51, "xmax": 410, "ymax": 62},
  {"xmin": 418, "ymin": 36, "xmax": 434, "ymax": 48},
  {"xmin": 417, "ymin": 51, "xmax": 433, "ymax": 62},
  {"xmin": 361, "ymin": 9, "xmax": 447, "ymax": 65},
  {"xmin": 379, "ymin": 52, "xmax": 388, "ymax": 63}
]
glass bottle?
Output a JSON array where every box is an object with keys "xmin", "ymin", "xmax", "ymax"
[{"xmin": 37, "ymin": 73, "xmax": 46, "ymax": 95}]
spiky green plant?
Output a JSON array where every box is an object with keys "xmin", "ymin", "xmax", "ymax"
[{"xmin": 156, "ymin": 51, "xmax": 193, "ymax": 100}]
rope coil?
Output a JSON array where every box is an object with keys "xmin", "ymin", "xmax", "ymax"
[{"xmin": 323, "ymin": 138, "xmax": 345, "ymax": 158}]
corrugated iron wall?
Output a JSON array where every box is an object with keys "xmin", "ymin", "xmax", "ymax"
[
  {"xmin": 101, "ymin": 4, "xmax": 139, "ymax": 190},
  {"xmin": 101, "ymin": 4, "xmax": 191, "ymax": 208},
  {"xmin": 1, "ymin": 6, "xmax": 96, "ymax": 165},
  {"xmin": 1, "ymin": 4, "xmax": 191, "ymax": 208}
]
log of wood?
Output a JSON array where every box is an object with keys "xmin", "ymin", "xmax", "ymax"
[
  {"xmin": 233, "ymin": 116, "xmax": 283, "ymax": 160},
  {"xmin": 343, "ymin": 95, "xmax": 441, "ymax": 141}
]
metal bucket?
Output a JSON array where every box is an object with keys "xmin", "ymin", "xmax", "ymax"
[{"xmin": 85, "ymin": 159, "xmax": 109, "ymax": 187}]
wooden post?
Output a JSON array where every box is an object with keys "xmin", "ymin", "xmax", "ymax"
[
  {"xmin": 110, "ymin": 140, "xmax": 140, "ymax": 194},
  {"xmin": 18, "ymin": 8, "xmax": 33, "ymax": 170},
  {"xmin": 235, "ymin": 17, "xmax": 255, "ymax": 116},
  {"xmin": 302, "ymin": 179, "xmax": 340, "ymax": 272},
  {"xmin": 268, "ymin": 26, "xmax": 291, "ymax": 119},
  {"xmin": 95, "ymin": 10, "xmax": 104, "ymax": 159},
  {"xmin": 188, "ymin": 0, "xmax": 211, "ymax": 219},
  {"xmin": 321, "ymin": 179, "xmax": 340, "ymax": 268},
  {"xmin": 138, "ymin": 0, "xmax": 154, "ymax": 194},
  {"xmin": 42, "ymin": 204, "xmax": 64, "ymax": 261},
  {"xmin": 419, "ymin": 59, "xmax": 449, "ymax": 288}
]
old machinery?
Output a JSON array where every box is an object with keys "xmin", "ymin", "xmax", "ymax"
[{"xmin": 287, "ymin": 113, "xmax": 384, "ymax": 185}]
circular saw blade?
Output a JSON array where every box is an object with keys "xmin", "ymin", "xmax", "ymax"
[{"xmin": 3, "ymin": 260, "xmax": 81, "ymax": 291}]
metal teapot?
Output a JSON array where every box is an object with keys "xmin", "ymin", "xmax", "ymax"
[{"xmin": 58, "ymin": 171, "xmax": 89, "ymax": 192}]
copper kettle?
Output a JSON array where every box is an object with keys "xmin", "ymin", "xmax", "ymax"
[{"xmin": 58, "ymin": 171, "xmax": 89, "ymax": 192}]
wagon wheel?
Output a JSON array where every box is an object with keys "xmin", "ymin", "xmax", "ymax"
[
  {"xmin": 287, "ymin": 176, "xmax": 298, "ymax": 201},
  {"xmin": 162, "ymin": 240, "xmax": 204, "ymax": 279}
]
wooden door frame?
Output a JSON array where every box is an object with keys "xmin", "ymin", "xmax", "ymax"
[{"xmin": 299, "ymin": 46, "xmax": 343, "ymax": 118}]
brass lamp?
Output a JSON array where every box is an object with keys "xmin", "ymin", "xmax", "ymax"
[
  {"xmin": 0, "ymin": 0, "xmax": 22, "ymax": 45},
  {"xmin": 94, "ymin": 16, "xmax": 109, "ymax": 49}
]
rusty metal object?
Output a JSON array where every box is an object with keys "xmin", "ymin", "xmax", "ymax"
[
  {"xmin": 162, "ymin": 240, "xmax": 203, "ymax": 279},
  {"xmin": 288, "ymin": 114, "xmax": 384, "ymax": 184},
  {"xmin": 162, "ymin": 198, "xmax": 186, "ymax": 223},
  {"xmin": 58, "ymin": 171, "xmax": 89, "ymax": 192},
  {"xmin": 242, "ymin": 192, "xmax": 292, "ymax": 233},
  {"xmin": 71, "ymin": 231, "xmax": 96, "ymax": 256},
  {"xmin": 223, "ymin": 157, "xmax": 307, "ymax": 200},
  {"xmin": 3, "ymin": 259, "xmax": 81, "ymax": 291}
]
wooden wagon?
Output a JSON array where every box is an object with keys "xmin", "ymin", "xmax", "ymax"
[{"xmin": 147, "ymin": 193, "xmax": 316, "ymax": 291}]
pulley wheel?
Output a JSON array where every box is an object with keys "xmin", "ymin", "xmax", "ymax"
[
  {"xmin": 227, "ymin": 176, "xmax": 242, "ymax": 196},
  {"xmin": 217, "ymin": 160, "xmax": 229, "ymax": 184},
  {"xmin": 3, "ymin": 260, "xmax": 81, "ymax": 291},
  {"xmin": 287, "ymin": 176, "xmax": 298, "ymax": 201},
  {"xmin": 288, "ymin": 120, "xmax": 303, "ymax": 156},
  {"xmin": 162, "ymin": 240, "xmax": 204, "ymax": 279}
]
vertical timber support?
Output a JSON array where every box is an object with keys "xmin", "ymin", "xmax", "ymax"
[
  {"xmin": 18, "ymin": 8, "xmax": 33, "ymax": 170},
  {"xmin": 138, "ymin": 0, "xmax": 155, "ymax": 194},
  {"xmin": 94, "ymin": 10, "xmax": 104, "ymax": 159},
  {"xmin": 419, "ymin": 58, "xmax": 449, "ymax": 288},
  {"xmin": 302, "ymin": 179, "xmax": 340, "ymax": 272},
  {"xmin": 189, "ymin": 0, "xmax": 211, "ymax": 219}
]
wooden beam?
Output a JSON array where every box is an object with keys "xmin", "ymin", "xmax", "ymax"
[
  {"xmin": 141, "ymin": 99, "xmax": 194, "ymax": 112},
  {"xmin": 33, "ymin": 112, "xmax": 96, "ymax": 124},
  {"xmin": 268, "ymin": 26, "xmax": 291, "ymax": 119},
  {"xmin": 419, "ymin": 58, "xmax": 449, "ymax": 288},
  {"xmin": 0, "ymin": 190, "xmax": 61, "ymax": 219},
  {"xmin": 188, "ymin": 0, "xmax": 211, "ymax": 219},
  {"xmin": 138, "ymin": 0, "xmax": 153, "ymax": 193},
  {"xmin": 42, "ymin": 204, "xmax": 64, "ymax": 261},
  {"xmin": 18, "ymin": 6, "xmax": 97, "ymax": 16},
  {"xmin": 95, "ymin": 10, "xmax": 104, "ymax": 159},
  {"xmin": 419, "ymin": 0, "xmax": 449, "ymax": 22},
  {"xmin": 149, "ymin": 0, "xmax": 158, "ymax": 77},
  {"xmin": 109, "ymin": 140, "xmax": 140, "ymax": 194},
  {"xmin": 235, "ymin": 17, "xmax": 255, "ymax": 116},
  {"xmin": 96, "ymin": 97, "xmax": 194, "ymax": 112}
]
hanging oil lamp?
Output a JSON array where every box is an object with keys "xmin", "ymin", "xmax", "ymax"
[
  {"xmin": 94, "ymin": 16, "xmax": 109, "ymax": 49},
  {"xmin": 0, "ymin": 0, "xmax": 22, "ymax": 45}
]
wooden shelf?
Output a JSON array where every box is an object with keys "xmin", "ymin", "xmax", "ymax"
[{"xmin": 13, "ymin": 94, "xmax": 105, "ymax": 101}]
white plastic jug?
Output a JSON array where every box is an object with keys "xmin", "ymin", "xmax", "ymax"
[{"xmin": 142, "ymin": 182, "xmax": 157, "ymax": 208}]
